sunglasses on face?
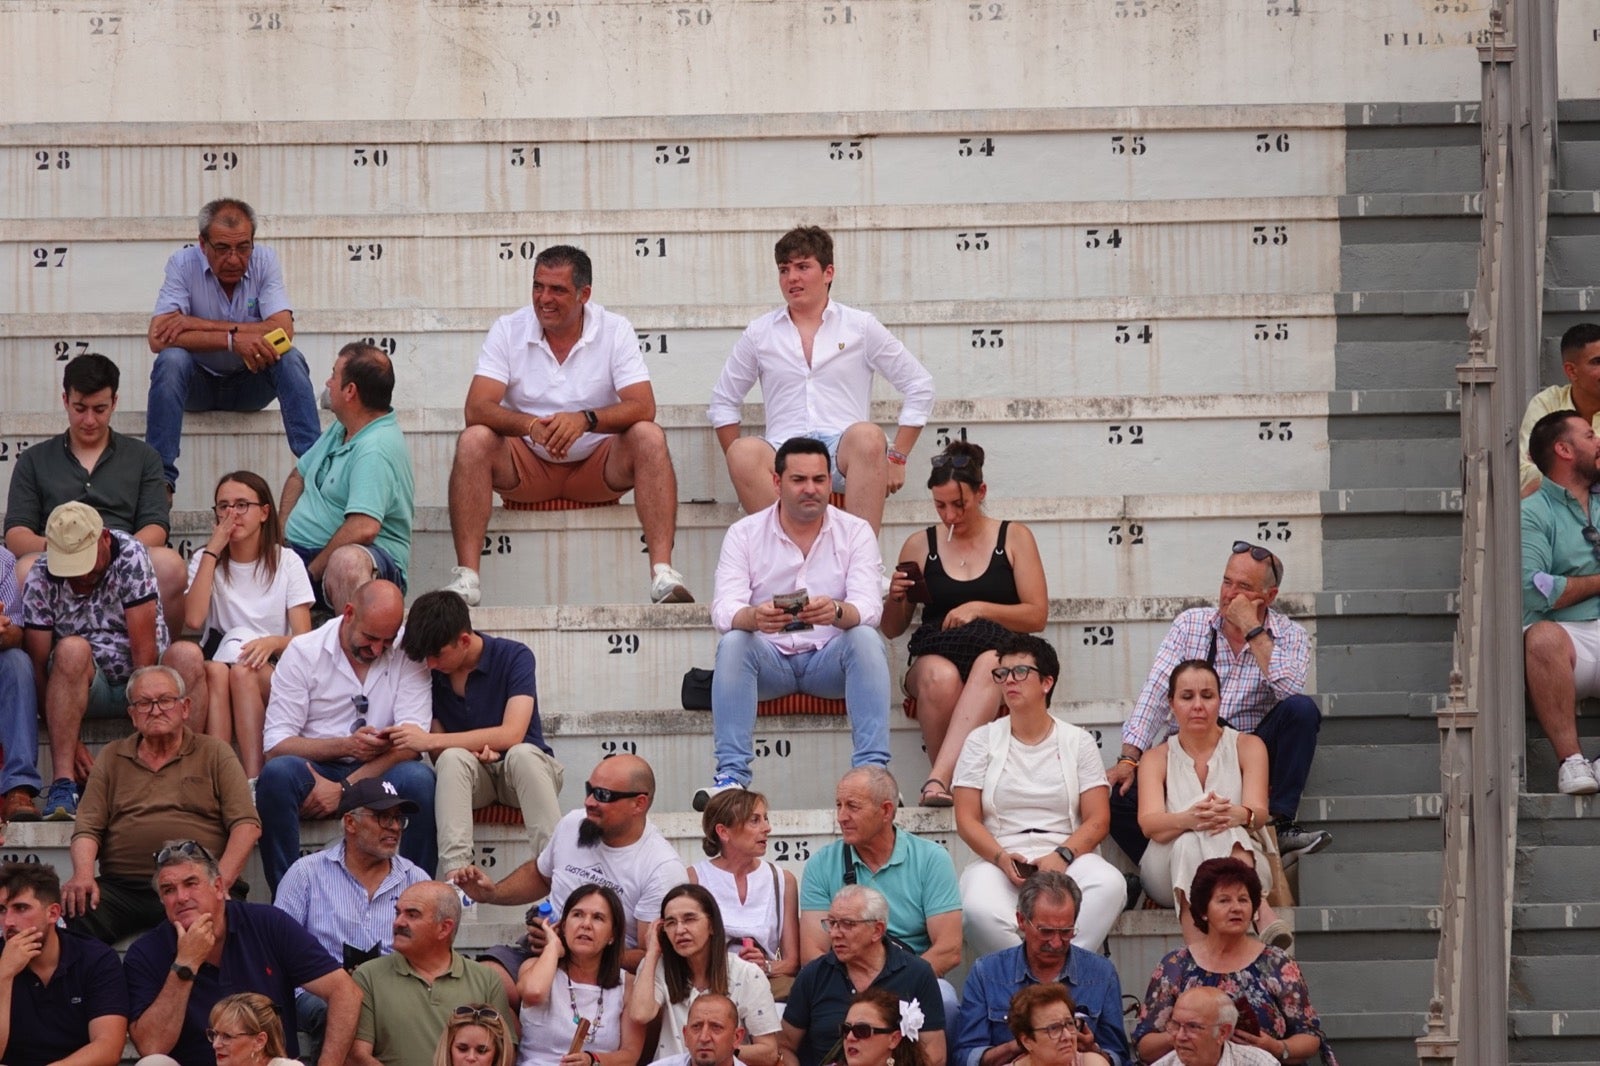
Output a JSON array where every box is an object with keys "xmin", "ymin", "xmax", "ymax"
[
  {"xmin": 839, "ymin": 1022, "xmax": 896, "ymax": 1040},
  {"xmin": 584, "ymin": 781, "xmax": 647, "ymax": 803},
  {"xmin": 1231, "ymin": 541, "xmax": 1283, "ymax": 586}
]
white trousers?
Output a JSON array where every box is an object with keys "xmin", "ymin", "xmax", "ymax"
[{"xmin": 958, "ymin": 851, "xmax": 1125, "ymax": 955}]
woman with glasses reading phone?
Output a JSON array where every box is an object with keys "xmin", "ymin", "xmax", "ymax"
[
  {"xmin": 1006, "ymin": 984, "xmax": 1111, "ymax": 1066},
  {"xmin": 880, "ymin": 441, "xmax": 1048, "ymax": 808},
  {"xmin": 516, "ymin": 883, "xmax": 644, "ymax": 1066},
  {"xmin": 435, "ymin": 1004, "xmax": 516, "ymax": 1066},
  {"xmin": 185, "ymin": 470, "xmax": 312, "ymax": 778},
  {"xmin": 206, "ymin": 992, "xmax": 300, "ymax": 1066}
]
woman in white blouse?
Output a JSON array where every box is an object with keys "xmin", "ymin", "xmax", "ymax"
[
  {"xmin": 517, "ymin": 884, "xmax": 644, "ymax": 1066},
  {"xmin": 953, "ymin": 634, "xmax": 1125, "ymax": 955},
  {"xmin": 687, "ymin": 788, "xmax": 800, "ymax": 995}
]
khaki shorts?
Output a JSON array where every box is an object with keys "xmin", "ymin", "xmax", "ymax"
[{"xmin": 501, "ymin": 436, "xmax": 623, "ymax": 504}]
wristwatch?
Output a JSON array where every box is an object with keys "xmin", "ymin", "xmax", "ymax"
[
  {"xmin": 833, "ymin": 601, "xmax": 844, "ymax": 623},
  {"xmin": 1244, "ymin": 625, "xmax": 1268, "ymax": 642},
  {"xmin": 1054, "ymin": 845, "xmax": 1075, "ymax": 866},
  {"xmin": 171, "ymin": 963, "xmax": 197, "ymax": 982},
  {"xmin": 583, "ymin": 409, "xmax": 598, "ymax": 431}
]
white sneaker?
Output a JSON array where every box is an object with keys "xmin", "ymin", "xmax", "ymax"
[
  {"xmin": 650, "ymin": 563, "xmax": 694, "ymax": 604},
  {"xmin": 692, "ymin": 776, "xmax": 744, "ymax": 812},
  {"xmin": 1557, "ymin": 754, "xmax": 1600, "ymax": 795},
  {"xmin": 441, "ymin": 566, "xmax": 482, "ymax": 607}
]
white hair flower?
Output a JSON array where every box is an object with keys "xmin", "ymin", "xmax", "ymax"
[{"xmin": 898, "ymin": 999, "xmax": 925, "ymax": 1042}]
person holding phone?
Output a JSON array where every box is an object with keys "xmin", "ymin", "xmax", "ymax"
[
  {"xmin": 1007, "ymin": 984, "xmax": 1113, "ymax": 1066},
  {"xmin": 880, "ymin": 440, "xmax": 1048, "ymax": 808}
]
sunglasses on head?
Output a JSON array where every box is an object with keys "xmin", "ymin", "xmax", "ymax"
[
  {"xmin": 153, "ymin": 839, "xmax": 216, "ymax": 865},
  {"xmin": 452, "ymin": 1005, "xmax": 503, "ymax": 1026},
  {"xmin": 930, "ymin": 453, "xmax": 975, "ymax": 470},
  {"xmin": 1231, "ymin": 541, "xmax": 1283, "ymax": 586},
  {"xmin": 585, "ymin": 781, "xmax": 647, "ymax": 803}
]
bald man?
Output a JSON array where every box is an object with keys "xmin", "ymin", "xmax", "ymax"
[
  {"xmin": 257, "ymin": 580, "xmax": 437, "ymax": 892},
  {"xmin": 650, "ymin": 993, "xmax": 747, "ymax": 1066},
  {"xmin": 1150, "ymin": 988, "xmax": 1276, "ymax": 1066}
]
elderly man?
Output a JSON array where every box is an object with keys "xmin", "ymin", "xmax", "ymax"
[
  {"xmin": 21, "ymin": 499, "xmax": 205, "ymax": 822},
  {"xmin": 62, "ymin": 664, "xmax": 258, "ymax": 944},
  {"xmin": 1108, "ymin": 542, "xmax": 1329, "ymax": 867},
  {"xmin": 441, "ymin": 244, "xmax": 690, "ymax": 607},
  {"xmin": 709, "ymin": 224, "xmax": 935, "ymax": 534},
  {"xmin": 953, "ymin": 872, "xmax": 1128, "ymax": 1066},
  {"xmin": 782, "ymin": 885, "xmax": 946, "ymax": 1066},
  {"xmin": 1150, "ymin": 988, "xmax": 1276, "ymax": 1066},
  {"xmin": 4, "ymin": 354, "xmax": 186, "ymax": 630},
  {"xmin": 1521, "ymin": 409, "xmax": 1600, "ymax": 794},
  {"xmin": 697, "ymin": 437, "xmax": 890, "ymax": 809},
  {"xmin": 256, "ymin": 579, "xmax": 435, "ymax": 892},
  {"xmin": 275, "ymin": 778, "xmax": 430, "ymax": 1058},
  {"xmin": 398, "ymin": 590, "xmax": 563, "ymax": 880},
  {"xmin": 0, "ymin": 862, "xmax": 128, "ymax": 1066},
  {"xmin": 146, "ymin": 197, "xmax": 319, "ymax": 493},
  {"xmin": 124, "ymin": 840, "xmax": 360, "ymax": 1066},
  {"xmin": 0, "ymin": 545, "xmax": 41, "ymax": 821},
  {"xmin": 452, "ymin": 754, "xmax": 687, "ymax": 1000},
  {"xmin": 351, "ymin": 882, "xmax": 514, "ymax": 1066},
  {"xmin": 282, "ymin": 342, "xmax": 414, "ymax": 612},
  {"xmin": 649, "ymin": 993, "xmax": 746, "ymax": 1066}
]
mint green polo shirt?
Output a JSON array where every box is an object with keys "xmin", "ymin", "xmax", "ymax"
[
  {"xmin": 1522, "ymin": 476, "xmax": 1600, "ymax": 626},
  {"xmin": 799, "ymin": 828, "xmax": 962, "ymax": 953}
]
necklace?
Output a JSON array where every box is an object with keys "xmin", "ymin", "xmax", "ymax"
[{"xmin": 567, "ymin": 973, "xmax": 605, "ymax": 1042}]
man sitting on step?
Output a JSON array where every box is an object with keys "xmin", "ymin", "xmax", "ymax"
[
  {"xmin": 451, "ymin": 753, "xmax": 687, "ymax": 1006},
  {"xmin": 399, "ymin": 590, "xmax": 564, "ymax": 882},
  {"xmin": 0, "ymin": 546, "xmax": 41, "ymax": 822},
  {"xmin": 440, "ymin": 244, "xmax": 692, "ymax": 607},
  {"xmin": 708, "ymin": 224, "xmax": 935, "ymax": 534},
  {"xmin": 696, "ymin": 436, "xmax": 891, "ymax": 810},
  {"xmin": 1521, "ymin": 409, "xmax": 1600, "ymax": 795},
  {"xmin": 1150, "ymin": 987, "xmax": 1277, "ymax": 1066},
  {"xmin": 281, "ymin": 341, "xmax": 414, "ymax": 613},
  {"xmin": 1107, "ymin": 541, "xmax": 1331, "ymax": 871},
  {"xmin": 1517, "ymin": 322, "xmax": 1600, "ymax": 497}
]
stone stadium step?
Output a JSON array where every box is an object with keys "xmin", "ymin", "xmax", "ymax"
[
  {"xmin": 0, "ymin": 113, "xmax": 1348, "ymax": 220},
  {"xmin": 1, "ymin": 202, "xmax": 1338, "ymax": 315},
  {"xmin": 0, "ymin": 294, "xmax": 1338, "ymax": 413}
]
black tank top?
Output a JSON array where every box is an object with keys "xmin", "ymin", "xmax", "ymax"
[{"xmin": 921, "ymin": 520, "xmax": 1020, "ymax": 629}]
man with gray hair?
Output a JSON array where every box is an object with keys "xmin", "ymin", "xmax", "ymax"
[
  {"xmin": 350, "ymin": 881, "xmax": 513, "ymax": 1066},
  {"xmin": 954, "ymin": 871, "xmax": 1129, "ymax": 1066},
  {"xmin": 799, "ymin": 766, "xmax": 962, "ymax": 1019},
  {"xmin": 781, "ymin": 883, "xmax": 946, "ymax": 1066},
  {"xmin": 146, "ymin": 197, "xmax": 320, "ymax": 493},
  {"xmin": 63, "ymin": 664, "xmax": 259, "ymax": 944},
  {"xmin": 1151, "ymin": 987, "xmax": 1276, "ymax": 1066}
]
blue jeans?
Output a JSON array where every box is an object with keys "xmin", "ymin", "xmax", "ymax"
[
  {"xmin": 0, "ymin": 648, "xmax": 40, "ymax": 794},
  {"xmin": 147, "ymin": 345, "xmax": 321, "ymax": 487},
  {"xmin": 711, "ymin": 627, "xmax": 891, "ymax": 784},
  {"xmin": 256, "ymin": 756, "xmax": 437, "ymax": 892}
]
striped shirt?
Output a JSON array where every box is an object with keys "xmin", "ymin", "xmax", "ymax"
[{"xmin": 272, "ymin": 839, "xmax": 429, "ymax": 961}]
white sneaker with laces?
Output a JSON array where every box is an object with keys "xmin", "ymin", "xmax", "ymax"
[
  {"xmin": 1557, "ymin": 754, "xmax": 1600, "ymax": 795},
  {"xmin": 441, "ymin": 566, "xmax": 482, "ymax": 607},
  {"xmin": 650, "ymin": 563, "xmax": 694, "ymax": 604}
]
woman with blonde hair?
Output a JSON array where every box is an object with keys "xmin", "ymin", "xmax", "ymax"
[
  {"xmin": 433, "ymin": 1004, "xmax": 516, "ymax": 1066},
  {"xmin": 206, "ymin": 992, "xmax": 299, "ymax": 1066}
]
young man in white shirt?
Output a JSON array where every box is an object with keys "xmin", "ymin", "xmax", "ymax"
[
  {"xmin": 696, "ymin": 437, "xmax": 890, "ymax": 809},
  {"xmin": 709, "ymin": 225, "xmax": 935, "ymax": 533}
]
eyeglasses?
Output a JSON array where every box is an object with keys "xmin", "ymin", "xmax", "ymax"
[
  {"xmin": 205, "ymin": 1029, "xmax": 251, "ymax": 1043},
  {"xmin": 358, "ymin": 809, "xmax": 409, "ymax": 829},
  {"xmin": 1165, "ymin": 1020, "xmax": 1215, "ymax": 1037},
  {"xmin": 129, "ymin": 694, "xmax": 184, "ymax": 714},
  {"xmin": 991, "ymin": 664, "xmax": 1042, "ymax": 683},
  {"xmin": 1231, "ymin": 541, "xmax": 1284, "ymax": 586},
  {"xmin": 1028, "ymin": 1020, "xmax": 1077, "ymax": 1041},
  {"xmin": 214, "ymin": 500, "xmax": 264, "ymax": 516},
  {"xmin": 1022, "ymin": 914, "xmax": 1076, "ymax": 941},
  {"xmin": 839, "ymin": 1022, "xmax": 897, "ymax": 1040},
  {"xmin": 153, "ymin": 839, "xmax": 216, "ymax": 865},
  {"xmin": 205, "ymin": 239, "xmax": 254, "ymax": 260},
  {"xmin": 819, "ymin": 916, "xmax": 876, "ymax": 932},
  {"xmin": 452, "ymin": 1005, "xmax": 503, "ymax": 1026},
  {"xmin": 584, "ymin": 781, "xmax": 647, "ymax": 803}
]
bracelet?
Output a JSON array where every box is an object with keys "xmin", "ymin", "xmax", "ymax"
[
  {"xmin": 886, "ymin": 449, "xmax": 908, "ymax": 465},
  {"xmin": 1244, "ymin": 625, "xmax": 1268, "ymax": 642},
  {"xmin": 1245, "ymin": 807, "xmax": 1257, "ymax": 831},
  {"xmin": 587, "ymin": 1053, "xmax": 599, "ymax": 1066},
  {"xmin": 199, "ymin": 549, "xmax": 220, "ymax": 561},
  {"xmin": 1116, "ymin": 755, "xmax": 1139, "ymax": 768},
  {"xmin": 528, "ymin": 419, "xmax": 538, "ymax": 440}
]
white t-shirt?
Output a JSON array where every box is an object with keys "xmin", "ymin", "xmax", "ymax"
[
  {"xmin": 954, "ymin": 719, "xmax": 1109, "ymax": 856},
  {"xmin": 475, "ymin": 302, "xmax": 651, "ymax": 463},
  {"xmin": 691, "ymin": 860, "xmax": 784, "ymax": 954},
  {"xmin": 185, "ymin": 548, "xmax": 313, "ymax": 661},
  {"xmin": 518, "ymin": 968, "xmax": 627, "ymax": 1065},
  {"xmin": 649, "ymin": 955, "xmax": 780, "ymax": 1057},
  {"xmin": 537, "ymin": 809, "xmax": 688, "ymax": 948}
]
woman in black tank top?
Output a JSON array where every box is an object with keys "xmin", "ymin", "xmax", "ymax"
[{"xmin": 880, "ymin": 440, "xmax": 1049, "ymax": 807}]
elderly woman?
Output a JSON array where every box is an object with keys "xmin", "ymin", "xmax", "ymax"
[
  {"xmin": 1133, "ymin": 858, "xmax": 1337, "ymax": 1065},
  {"xmin": 1137, "ymin": 659, "xmax": 1283, "ymax": 948},
  {"xmin": 1007, "ymin": 983, "xmax": 1112, "ymax": 1066},
  {"xmin": 953, "ymin": 634, "xmax": 1124, "ymax": 954},
  {"xmin": 881, "ymin": 440, "xmax": 1049, "ymax": 807}
]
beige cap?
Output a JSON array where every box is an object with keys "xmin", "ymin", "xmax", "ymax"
[{"xmin": 44, "ymin": 502, "xmax": 104, "ymax": 578}]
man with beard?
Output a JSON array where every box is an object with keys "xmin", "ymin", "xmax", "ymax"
[
  {"xmin": 275, "ymin": 778, "xmax": 430, "ymax": 1059},
  {"xmin": 451, "ymin": 754, "xmax": 686, "ymax": 1004},
  {"xmin": 256, "ymin": 579, "xmax": 436, "ymax": 892},
  {"xmin": 648, "ymin": 993, "xmax": 747, "ymax": 1066},
  {"xmin": 1522, "ymin": 409, "xmax": 1600, "ymax": 794},
  {"xmin": 350, "ymin": 881, "xmax": 513, "ymax": 1066}
]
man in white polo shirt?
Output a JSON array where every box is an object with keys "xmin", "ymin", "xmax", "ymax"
[{"xmin": 439, "ymin": 245, "xmax": 691, "ymax": 606}]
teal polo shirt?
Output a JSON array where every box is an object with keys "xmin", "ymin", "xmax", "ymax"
[
  {"xmin": 799, "ymin": 828, "xmax": 962, "ymax": 953},
  {"xmin": 284, "ymin": 410, "xmax": 414, "ymax": 581},
  {"xmin": 1522, "ymin": 476, "xmax": 1600, "ymax": 627}
]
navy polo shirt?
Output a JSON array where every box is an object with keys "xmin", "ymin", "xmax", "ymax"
[
  {"xmin": 123, "ymin": 900, "xmax": 339, "ymax": 1066},
  {"xmin": 782, "ymin": 943, "xmax": 946, "ymax": 1066},
  {"xmin": 5, "ymin": 928, "xmax": 129, "ymax": 1066},
  {"xmin": 429, "ymin": 632, "xmax": 549, "ymax": 754}
]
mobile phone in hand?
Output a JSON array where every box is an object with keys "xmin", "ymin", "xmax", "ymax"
[{"xmin": 895, "ymin": 561, "xmax": 931, "ymax": 603}]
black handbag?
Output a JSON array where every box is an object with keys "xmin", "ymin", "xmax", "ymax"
[{"xmin": 681, "ymin": 667, "xmax": 713, "ymax": 710}]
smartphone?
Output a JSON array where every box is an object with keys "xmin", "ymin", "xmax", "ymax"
[
  {"xmin": 1013, "ymin": 859, "xmax": 1039, "ymax": 878},
  {"xmin": 263, "ymin": 327, "xmax": 291, "ymax": 355},
  {"xmin": 1231, "ymin": 998, "xmax": 1261, "ymax": 1036},
  {"xmin": 895, "ymin": 561, "xmax": 931, "ymax": 604},
  {"xmin": 741, "ymin": 935, "xmax": 772, "ymax": 958}
]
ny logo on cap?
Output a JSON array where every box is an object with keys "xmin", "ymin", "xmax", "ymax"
[{"xmin": 381, "ymin": 781, "xmax": 399, "ymax": 797}]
